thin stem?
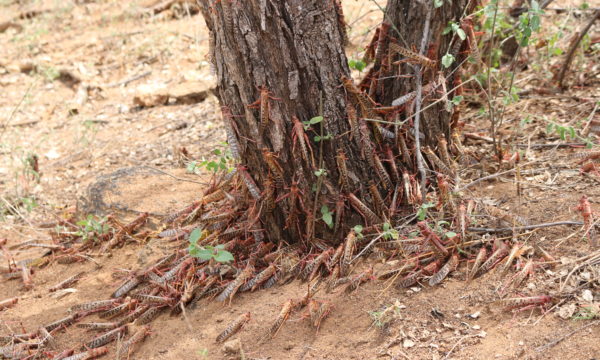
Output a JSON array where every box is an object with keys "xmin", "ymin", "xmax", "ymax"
[
  {"xmin": 486, "ymin": 0, "xmax": 501, "ymax": 164},
  {"xmin": 414, "ymin": 3, "xmax": 433, "ymax": 199}
]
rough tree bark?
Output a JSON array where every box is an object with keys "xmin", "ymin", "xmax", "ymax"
[{"xmin": 197, "ymin": 0, "xmax": 472, "ymax": 248}]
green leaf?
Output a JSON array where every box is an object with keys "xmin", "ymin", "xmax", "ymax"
[
  {"xmin": 215, "ymin": 244, "xmax": 225, "ymax": 250},
  {"xmin": 568, "ymin": 127, "xmax": 576, "ymax": 139},
  {"xmin": 314, "ymin": 135, "xmax": 321, "ymax": 142},
  {"xmin": 441, "ymin": 53, "xmax": 455, "ymax": 68},
  {"xmin": 188, "ymin": 246, "xmax": 200, "ymax": 257},
  {"xmin": 321, "ymin": 205, "xmax": 333, "ymax": 228},
  {"xmin": 456, "ymin": 28, "xmax": 466, "ymax": 41},
  {"xmin": 309, "ymin": 116, "xmax": 324, "ymax": 125},
  {"xmin": 445, "ymin": 231, "xmax": 457, "ymax": 238},
  {"xmin": 196, "ymin": 249, "xmax": 214, "ymax": 261},
  {"xmin": 189, "ymin": 228, "xmax": 202, "ymax": 245},
  {"xmin": 353, "ymin": 225, "xmax": 363, "ymax": 234},
  {"xmin": 443, "ymin": 24, "xmax": 453, "ymax": 35},
  {"xmin": 434, "ymin": 0, "xmax": 443, "ymax": 8},
  {"xmin": 214, "ymin": 250, "xmax": 234, "ymax": 263},
  {"xmin": 451, "ymin": 95, "xmax": 463, "ymax": 105},
  {"xmin": 356, "ymin": 61, "xmax": 366, "ymax": 72}
]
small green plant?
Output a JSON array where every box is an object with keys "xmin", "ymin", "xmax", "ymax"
[
  {"xmin": 196, "ymin": 348, "xmax": 209, "ymax": 358},
  {"xmin": 381, "ymin": 222, "xmax": 399, "ymax": 240},
  {"xmin": 572, "ymin": 306, "xmax": 599, "ymax": 320},
  {"xmin": 314, "ymin": 168, "xmax": 328, "ymax": 177},
  {"xmin": 189, "ymin": 146, "xmax": 234, "ymax": 174},
  {"xmin": 544, "ymin": 117, "xmax": 595, "ymax": 148},
  {"xmin": 76, "ymin": 214, "xmax": 109, "ymax": 243},
  {"xmin": 352, "ymin": 224, "xmax": 364, "ymax": 238},
  {"xmin": 348, "ymin": 58, "xmax": 366, "ymax": 72},
  {"xmin": 302, "ymin": 115, "xmax": 324, "ymax": 130},
  {"xmin": 320, "ymin": 205, "xmax": 333, "ymax": 229},
  {"xmin": 369, "ymin": 301, "xmax": 403, "ymax": 329},
  {"xmin": 416, "ymin": 201, "xmax": 435, "ymax": 221},
  {"xmin": 188, "ymin": 228, "xmax": 234, "ymax": 263}
]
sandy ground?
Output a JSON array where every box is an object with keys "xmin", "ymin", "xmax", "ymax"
[{"xmin": 1, "ymin": 1, "xmax": 600, "ymax": 359}]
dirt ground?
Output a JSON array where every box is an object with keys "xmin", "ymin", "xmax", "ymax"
[{"xmin": 1, "ymin": 1, "xmax": 600, "ymax": 359}]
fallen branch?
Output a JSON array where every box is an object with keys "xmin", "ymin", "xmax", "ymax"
[
  {"xmin": 457, "ymin": 165, "xmax": 553, "ymax": 192},
  {"xmin": 413, "ymin": 2, "xmax": 432, "ymax": 198},
  {"xmin": 556, "ymin": 10, "xmax": 600, "ymax": 89},
  {"xmin": 468, "ymin": 221, "xmax": 583, "ymax": 233},
  {"xmin": 102, "ymin": 70, "xmax": 151, "ymax": 88},
  {"xmin": 534, "ymin": 320, "xmax": 600, "ymax": 353}
]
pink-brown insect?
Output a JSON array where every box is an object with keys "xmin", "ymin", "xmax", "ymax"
[
  {"xmin": 117, "ymin": 305, "xmax": 149, "ymax": 326},
  {"xmin": 131, "ymin": 294, "xmax": 175, "ymax": 306},
  {"xmin": 341, "ymin": 230, "xmax": 356, "ymax": 276},
  {"xmin": 502, "ymin": 295, "xmax": 552, "ymax": 313},
  {"xmin": 265, "ymin": 299, "xmax": 294, "ymax": 339},
  {"xmin": 247, "ymin": 263, "xmax": 277, "ymax": 292},
  {"xmin": 277, "ymin": 181, "xmax": 306, "ymax": 230},
  {"xmin": 396, "ymin": 270, "xmax": 423, "ymax": 288},
  {"xmin": 580, "ymin": 161, "xmax": 600, "ymax": 177},
  {"xmin": 344, "ymin": 267, "xmax": 374, "ymax": 293},
  {"xmin": 348, "ymin": 193, "xmax": 382, "ymax": 225},
  {"xmin": 291, "ymin": 116, "xmax": 315, "ymax": 167},
  {"xmin": 424, "ymin": 146, "xmax": 455, "ymax": 178},
  {"xmin": 237, "ymin": 165, "xmax": 262, "ymax": 200},
  {"xmin": 20, "ymin": 263, "xmax": 32, "ymax": 290},
  {"xmin": 358, "ymin": 119, "xmax": 375, "ymax": 161},
  {"xmin": 262, "ymin": 148, "xmax": 284, "ymax": 186},
  {"xmin": 217, "ymin": 264, "xmax": 254, "ymax": 304},
  {"xmin": 308, "ymin": 300, "xmax": 333, "ymax": 331},
  {"xmin": 429, "ymin": 254, "xmax": 459, "ymax": 286},
  {"xmin": 44, "ymin": 314, "xmax": 78, "ymax": 332},
  {"xmin": 135, "ymin": 306, "xmax": 165, "ymax": 325},
  {"xmin": 576, "ymin": 195, "xmax": 596, "ymax": 247},
  {"xmin": 368, "ymin": 181, "xmax": 387, "ymax": 218},
  {"xmin": 247, "ymin": 86, "xmax": 279, "ymax": 136},
  {"xmin": 362, "ymin": 26, "xmax": 380, "ymax": 64},
  {"xmin": 389, "ymin": 42, "xmax": 437, "ymax": 68},
  {"xmin": 372, "ymin": 153, "xmax": 392, "ymax": 190},
  {"xmin": 460, "ymin": 16, "xmax": 481, "ymax": 64},
  {"xmin": 385, "ymin": 146, "xmax": 400, "ymax": 183},
  {"xmin": 417, "ymin": 221, "xmax": 449, "ymax": 257},
  {"xmin": 49, "ymin": 272, "xmax": 84, "ymax": 292},
  {"xmin": 468, "ymin": 247, "xmax": 487, "ymax": 282},
  {"xmin": 336, "ymin": 149, "xmax": 349, "ymax": 190},
  {"xmin": 479, "ymin": 239, "xmax": 510, "ymax": 275},
  {"xmin": 345, "ymin": 103, "xmax": 360, "ymax": 143},
  {"xmin": 76, "ymin": 322, "xmax": 118, "ymax": 331},
  {"xmin": 85, "ymin": 325, "xmax": 128, "ymax": 349},
  {"xmin": 116, "ymin": 326, "xmax": 151, "ymax": 360},
  {"xmin": 216, "ymin": 312, "xmax": 251, "ymax": 343},
  {"xmin": 500, "ymin": 259, "xmax": 534, "ymax": 295},
  {"xmin": 301, "ymin": 248, "xmax": 333, "ymax": 281},
  {"xmin": 70, "ymin": 299, "xmax": 120, "ymax": 313},
  {"xmin": 62, "ymin": 346, "xmax": 109, "ymax": 360}
]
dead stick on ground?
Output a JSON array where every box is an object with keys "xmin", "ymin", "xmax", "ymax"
[
  {"xmin": 457, "ymin": 164, "xmax": 552, "ymax": 191},
  {"xmin": 468, "ymin": 221, "xmax": 583, "ymax": 233},
  {"xmin": 556, "ymin": 10, "xmax": 600, "ymax": 89},
  {"xmin": 414, "ymin": 2, "xmax": 432, "ymax": 198},
  {"xmin": 0, "ymin": 80, "xmax": 36, "ymax": 140},
  {"xmin": 102, "ymin": 70, "xmax": 152, "ymax": 88},
  {"xmin": 534, "ymin": 320, "xmax": 600, "ymax": 353}
]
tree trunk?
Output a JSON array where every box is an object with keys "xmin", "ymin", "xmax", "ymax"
[{"xmin": 198, "ymin": 0, "xmax": 471, "ymax": 248}]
